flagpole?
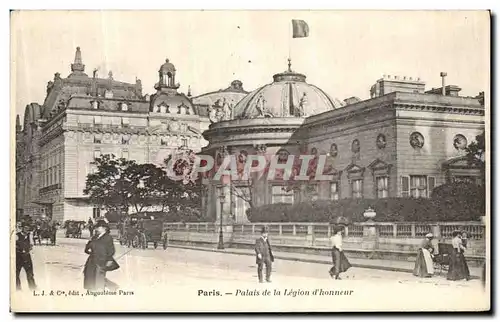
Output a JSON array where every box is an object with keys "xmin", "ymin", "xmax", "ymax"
[{"xmin": 288, "ymin": 21, "xmax": 292, "ymax": 68}]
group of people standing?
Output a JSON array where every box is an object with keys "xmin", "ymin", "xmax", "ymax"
[
  {"xmin": 253, "ymin": 225, "xmax": 352, "ymax": 283},
  {"xmin": 413, "ymin": 230, "xmax": 471, "ymax": 281}
]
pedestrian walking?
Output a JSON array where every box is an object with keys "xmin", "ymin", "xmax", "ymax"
[
  {"xmin": 328, "ymin": 225, "xmax": 351, "ymax": 280},
  {"xmin": 16, "ymin": 224, "xmax": 37, "ymax": 290},
  {"xmin": 83, "ymin": 220, "xmax": 119, "ymax": 290},
  {"xmin": 255, "ymin": 226, "xmax": 274, "ymax": 283},
  {"xmin": 447, "ymin": 230, "xmax": 471, "ymax": 281},
  {"xmin": 413, "ymin": 233, "xmax": 435, "ymax": 277},
  {"xmin": 87, "ymin": 217, "xmax": 94, "ymax": 237}
]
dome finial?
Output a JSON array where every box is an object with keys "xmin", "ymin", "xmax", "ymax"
[{"xmin": 288, "ymin": 58, "xmax": 292, "ymax": 72}]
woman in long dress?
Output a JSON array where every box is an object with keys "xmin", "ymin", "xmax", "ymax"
[
  {"xmin": 413, "ymin": 233, "xmax": 435, "ymax": 277},
  {"xmin": 328, "ymin": 225, "xmax": 352, "ymax": 280},
  {"xmin": 83, "ymin": 220, "xmax": 119, "ymax": 290},
  {"xmin": 447, "ymin": 230, "xmax": 471, "ymax": 281}
]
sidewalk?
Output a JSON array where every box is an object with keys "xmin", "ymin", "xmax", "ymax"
[{"xmin": 168, "ymin": 243, "xmax": 482, "ymax": 278}]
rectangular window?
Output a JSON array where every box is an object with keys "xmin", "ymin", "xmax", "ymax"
[
  {"xmin": 48, "ymin": 168, "xmax": 53, "ymax": 186},
  {"xmin": 401, "ymin": 176, "xmax": 410, "ymax": 197},
  {"xmin": 122, "ymin": 117, "xmax": 130, "ymax": 127},
  {"xmin": 94, "ymin": 116, "xmax": 102, "ymax": 128},
  {"xmin": 428, "ymin": 176, "xmax": 436, "ymax": 197},
  {"xmin": 376, "ymin": 176, "xmax": 389, "ymax": 199},
  {"xmin": 330, "ymin": 182, "xmax": 340, "ymax": 200},
  {"xmin": 182, "ymin": 138, "xmax": 188, "ymax": 148},
  {"xmin": 121, "ymin": 150, "xmax": 129, "ymax": 159},
  {"xmin": 351, "ymin": 179, "xmax": 363, "ymax": 199},
  {"xmin": 93, "ymin": 149, "xmax": 101, "ymax": 160},
  {"xmin": 271, "ymin": 185, "xmax": 294, "ymax": 204},
  {"xmin": 309, "ymin": 184, "xmax": 319, "ymax": 201},
  {"xmin": 92, "ymin": 207, "xmax": 101, "ymax": 219},
  {"xmin": 410, "ymin": 175, "xmax": 428, "ymax": 198},
  {"xmin": 94, "ymin": 134, "xmax": 102, "ymax": 144}
]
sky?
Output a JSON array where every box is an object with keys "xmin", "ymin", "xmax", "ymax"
[{"xmin": 11, "ymin": 10, "xmax": 490, "ymax": 121}]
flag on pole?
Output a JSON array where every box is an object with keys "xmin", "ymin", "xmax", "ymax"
[{"xmin": 292, "ymin": 19, "xmax": 309, "ymax": 38}]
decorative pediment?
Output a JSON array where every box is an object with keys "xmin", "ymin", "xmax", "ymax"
[
  {"xmin": 368, "ymin": 158, "xmax": 392, "ymax": 176},
  {"xmin": 344, "ymin": 163, "xmax": 365, "ymax": 180},
  {"xmin": 443, "ymin": 155, "xmax": 483, "ymax": 169}
]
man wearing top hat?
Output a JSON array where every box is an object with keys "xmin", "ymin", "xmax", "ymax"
[
  {"xmin": 255, "ymin": 226, "xmax": 274, "ymax": 283},
  {"xmin": 16, "ymin": 223, "xmax": 37, "ymax": 290}
]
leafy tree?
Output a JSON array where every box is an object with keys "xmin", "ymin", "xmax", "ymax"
[
  {"xmin": 84, "ymin": 154, "xmax": 202, "ymax": 220},
  {"xmin": 465, "ymin": 131, "xmax": 486, "ymax": 185},
  {"xmin": 466, "ymin": 131, "xmax": 485, "ymax": 163}
]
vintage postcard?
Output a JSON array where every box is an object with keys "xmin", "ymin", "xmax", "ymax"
[{"xmin": 10, "ymin": 10, "xmax": 490, "ymax": 312}]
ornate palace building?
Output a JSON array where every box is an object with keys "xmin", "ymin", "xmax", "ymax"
[
  {"xmin": 16, "ymin": 48, "xmax": 485, "ymax": 224},
  {"xmin": 201, "ymin": 62, "xmax": 485, "ymax": 224},
  {"xmin": 15, "ymin": 47, "xmax": 247, "ymax": 222}
]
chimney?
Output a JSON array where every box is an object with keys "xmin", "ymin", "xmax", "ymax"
[{"xmin": 440, "ymin": 72, "xmax": 447, "ymax": 95}]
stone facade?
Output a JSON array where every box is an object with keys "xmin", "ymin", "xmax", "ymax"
[
  {"xmin": 202, "ymin": 66, "xmax": 485, "ymax": 224},
  {"xmin": 15, "ymin": 47, "xmax": 247, "ymax": 223}
]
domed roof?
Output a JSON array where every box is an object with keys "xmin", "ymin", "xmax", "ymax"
[
  {"xmin": 233, "ymin": 61, "xmax": 344, "ymax": 119},
  {"xmin": 159, "ymin": 58, "xmax": 176, "ymax": 73}
]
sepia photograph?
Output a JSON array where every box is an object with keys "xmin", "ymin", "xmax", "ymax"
[{"xmin": 10, "ymin": 10, "xmax": 490, "ymax": 312}]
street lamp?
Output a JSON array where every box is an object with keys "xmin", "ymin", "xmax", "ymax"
[{"xmin": 217, "ymin": 188, "xmax": 226, "ymax": 250}]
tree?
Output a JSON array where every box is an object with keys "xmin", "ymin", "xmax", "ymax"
[
  {"xmin": 84, "ymin": 154, "xmax": 202, "ymax": 220},
  {"xmin": 231, "ymin": 178, "xmax": 256, "ymax": 209},
  {"xmin": 466, "ymin": 131, "xmax": 485, "ymax": 164},
  {"xmin": 465, "ymin": 131, "xmax": 486, "ymax": 185}
]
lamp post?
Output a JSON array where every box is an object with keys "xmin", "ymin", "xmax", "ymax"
[{"xmin": 217, "ymin": 188, "xmax": 226, "ymax": 250}]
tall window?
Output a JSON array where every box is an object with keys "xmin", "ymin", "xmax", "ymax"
[
  {"xmin": 271, "ymin": 185, "xmax": 294, "ymax": 204},
  {"xmin": 182, "ymin": 138, "xmax": 188, "ymax": 148},
  {"xmin": 93, "ymin": 149, "xmax": 101, "ymax": 160},
  {"xmin": 376, "ymin": 176, "xmax": 389, "ymax": 198},
  {"xmin": 410, "ymin": 175, "xmax": 427, "ymax": 198},
  {"xmin": 92, "ymin": 207, "xmax": 101, "ymax": 219},
  {"xmin": 330, "ymin": 182, "xmax": 340, "ymax": 200},
  {"xmin": 94, "ymin": 116, "xmax": 102, "ymax": 128},
  {"xmin": 351, "ymin": 179, "xmax": 363, "ymax": 199}
]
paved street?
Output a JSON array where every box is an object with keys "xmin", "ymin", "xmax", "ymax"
[{"xmin": 12, "ymin": 235, "xmax": 489, "ymax": 312}]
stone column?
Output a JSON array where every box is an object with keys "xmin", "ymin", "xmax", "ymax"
[{"xmin": 361, "ymin": 221, "xmax": 380, "ymax": 259}]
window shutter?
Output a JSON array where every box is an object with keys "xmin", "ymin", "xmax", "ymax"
[
  {"xmin": 401, "ymin": 176, "xmax": 409, "ymax": 197},
  {"xmin": 428, "ymin": 176, "xmax": 436, "ymax": 198}
]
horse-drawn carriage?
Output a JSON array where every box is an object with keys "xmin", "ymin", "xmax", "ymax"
[
  {"xmin": 118, "ymin": 213, "xmax": 168, "ymax": 249},
  {"xmin": 64, "ymin": 220, "xmax": 85, "ymax": 238},
  {"xmin": 32, "ymin": 219, "xmax": 58, "ymax": 246}
]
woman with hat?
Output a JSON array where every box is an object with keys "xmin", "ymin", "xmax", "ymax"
[
  {"xmin": 328, "ymin": 225, "xmax": 351, "ymax": 280},
  {"xmin": 413, "ymin": 233, "xmax": 435, "ymax": 278},
  {"xmin": 83, "ymin": 220, "xmax": 119, "ymax": 290},
  {"xmin": 447, "ymin": 230, "xmax": 470, "ymax": 281}
]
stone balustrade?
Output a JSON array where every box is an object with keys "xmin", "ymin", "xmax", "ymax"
[
  {"xmin": 164, "ymin": 221, "xmax": 485, "ymax": 240},
  {"xmin": 162, "ymin": 221, "xmax": 486, "ymax": 263}
]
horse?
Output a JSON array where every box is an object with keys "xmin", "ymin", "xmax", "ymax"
[{"xmin": 33, "ymin": 223, "xmax": 56, "ymax": 246}]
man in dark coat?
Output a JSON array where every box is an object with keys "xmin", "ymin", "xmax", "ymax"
[
  {"xmin": 16, "ymin": 224, "xmax": 37, "ymax": 290},
  {"xmin": 255, "ymin": 226, "xmax": 274, "ymax": 283},
  {"xmin": 83, "ymin": 220, "xmax": 117, "ymax": 290}
]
